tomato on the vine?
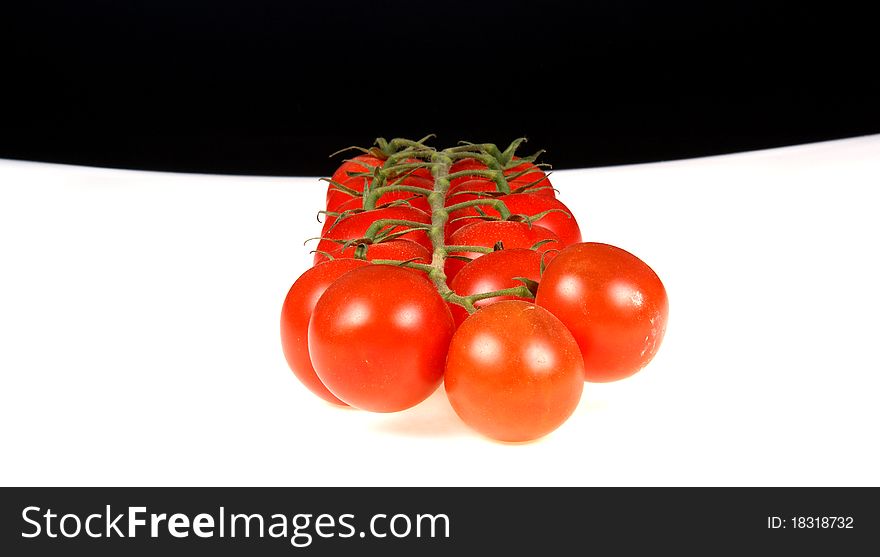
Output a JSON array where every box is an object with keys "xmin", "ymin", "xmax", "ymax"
[
  {"xmin": 312, "ymin": 238, "xmax": 431, "ymax": 266},
  {"xmin": 444, "ymin": 220, "xmax": 561, "ymax": 280},
  {"xmin": 329, "ymin": 153, "xmax": 385, "ymax": 186},
  {"xmin": 280, "ymin": 258, "xmax": 370, "ymax": 405},
  {"xmin": 445, "ymin": 192, "xmax": 581, "ymax": 244},
  {"xmin": 314, "ymin": 205, "xmax": 432, "ymax": 265},
  {"xmin": 448, "ymin": 248, "xmax": 544, "ymax": 327},
  {"xmin": 535, "ymin": 242, "xmax": 668, "ymax": 382},
  {"xmin": 446, "ymin": 177, "xmax": 555, "ymax": 200},
  {"xmin": 326, "ymin": 173, "xmax": 433, "ymax": 214},
  {"xmin": 322, "ymin": 194, "xmax": 431, "ymax": 236},
  {"xmin": 444, "ymin": 300, "xmax": 585, "ymax": 442},
  {"xmin": 309, "ymin": 265, "xmax": 455, "ymax": 412}
]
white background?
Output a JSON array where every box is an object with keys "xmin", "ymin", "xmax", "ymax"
[{"xmin": 2, "ymin": 136, "xmax": 879, "ymax": 487}]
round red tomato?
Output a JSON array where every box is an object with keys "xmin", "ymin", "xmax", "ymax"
[
  {"xmin": 309, "ymin": 265, "xmax": 455, "ymax": 412},
  {"xmin": 313, "ymin": 238, "xmax": 431, "ymax": 266},
  {"xmin": 445, "ymin": 193, "xmax": 581, "ymax": 243},
  {"xmin": 444, "ymin": 220, "xmax": 562, "ymax": 280},
  {"xmin": 314, "ymin": 206, "xmax": 432, "ymax": 265},
  {"xmin": 322, "ymin": 194, "xmax": 431, "ymax": 236},
  {"xmin": 448, "ymin": 248, "xmax": 543, "ymax": 327},
  {"xmin": 326, "ymin": 173, "xmax": 433, "ymax": 213},
  {"xmin": 505, "ymin": 157, "xmax": 552, "ymax": 193},
  {"xmin": 444, "ymin": 300, "xmax": 585, "ymax": 442},
  {"xmin": 449, "ymin": 158, "xmax": 489, "ymax": 188},
  {"xmin": 535, "ymin": 242, "xmax": 668, "ymax": 382},
  {"xmin": 280, "ymin": 258, "xmax": 369, "ymax": 405},
  {"xmin": 329, "ymin": 153, "xmax": 384, "ymax": 185}
]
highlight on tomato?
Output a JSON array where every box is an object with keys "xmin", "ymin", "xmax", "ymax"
[
  {"xmin": 536, "ymin": 242, "xmax": 669, "ymax": 382},
  {"xmin": 444, "ymin": 300, "xmax": 585, "ymax": 442},
  {"xmin": 308, "ymin": 265, "xmax": 455, "ymax": 413}
]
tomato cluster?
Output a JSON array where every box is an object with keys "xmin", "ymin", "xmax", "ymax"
[{"xmin": 281, "ymin": 138, "xmax": 668, "ymax": 442}]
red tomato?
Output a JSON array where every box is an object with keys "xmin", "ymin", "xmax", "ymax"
[
  {"xmin": 326, "ymin": 174, "xmax": 433, "ymax": 213},
  {"xmin": 448, "ymin": 248, "xmax": 543, "ymax": 328},
  {"xmin": 280, "ymin": 258, "xmax": 369, "ymax": 405},
  {"xmin": 444, "ymin": 220, "xmax": 562, "ymax": 280},
  {"xmin": 446, "ymin": 193, "xmax": 581, "ymax": 245},
  {"xmin": 449, "ymin": 158, "xmax": 489, "ymax": 188},
  {"xmin": 329, "ymin": 153, "xmax": 384, "ymax": 186},
  {"xmin": 536, "ymin": 242, "xmax": 668, "ymax": 382},
  {"xmin": 309, "ymin": 265, "xmax": 455, "ymax": 412},
  {"xmin": 314, "ymin": 206, "xmax": 433, "ymax": 265},
  {"xmin": 322, "ymin": 194, "xmax": 431, "ymax": 236},
  {"xmin": 505, "ymin": 157, "xmax": 552, "ymax": 193},
  {"xmin": 444, "ymin": 300, "xmax": 585, "ymax": 442},
  {"xmin": 447, "ymin": 177, "xmax": 554, "ymax": 200},
  {"xmin": 313, "ymin": 238, "xmax": 432, "ymax": 266}
]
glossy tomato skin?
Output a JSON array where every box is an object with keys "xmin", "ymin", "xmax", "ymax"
[
  {"xmin": 445, "ymin": 193, "xmax": 581, "ymax": 243},
  {"xmin": 445, "ymin": 300, "xmax": 585, "ymax": 442},
  {"xmin": 448, "ymin": 248, "xmax": 544, "ymax": 328},
  {"xmin": 505, "ymin": 157, "xmax": 553, "ymax": 193},
  {"xmin": 314, "ymin": 206, "xmax": 432, "ymax": 265},
  {"xmin": 313, "ymin": 238, "xmax": 431, "ymax": 266},
  {"xmin": 329, "ymin": 154, "xmax": 384, "ymax": 186},
  {"xmin": 321, "ymin": 193, "xmax": 432, "ymax": 238},
  {"xmin": 444, "ymin": 220, "xmax": 561, "ymax": 280},
  {"xmin": 326, "ymin": 174, "xmax": 433, "ymax": 214},
  {"xmin": 308, "ymin": 265, "xmax": 455, "ymax": 412},
  {"xmin": 446, "ymin": 177, "xmax": 554, "ymax": 201},
  {"xmin": 280, "ymin": 259, "xmax": 370, "ymax": 405},
  {"xmin": 536, "ymin": 242, "xmax": 668, "ymax": 382}
]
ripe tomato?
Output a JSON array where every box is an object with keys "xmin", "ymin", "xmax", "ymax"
[
  {"xmin": 330, "ymin": 153, "xmax": 385, "ymax": 185},
  {"xmin": 280, "ymin": 258, "xmax": 370, "ymax": 405},
  {"xmin": 314, "ymin": 205, "xmax": 433, "ymax": 265},
  {"xmin": 505, "ymin": 157, "xmax": 552, "ymax": 192},
  {"xmin": 322, "ymin": 194, "xmax": 431, "ymax": 236},
  {"xmin": 445, "ymin": 192, "xmax": 581, "ymax": 244},
  {"xmin": 444, "ymin": 300, "xmax": 585, "ymax": 442},
  {"xmin": 326, "ymin": 174, "xmax": 433, "ymax": 213},
  {"xmin": 535, "ymin": 242, "xmax": 668, "ymax": 382},
  {"xmin": 448, "ymin": 248, "xmax": 543, "ymax": 328},
  {"xmin": 449, "ymin": 158, "xmax": 489, "ymax": 188},
  {"xmin": 313, "ymin": 238, "xmax": 432, "ymax": 266},
  {"xmin": 309, "ymin": 265, "xmax": 455, "ymax": 412},
  {"xmin": 444, "ymin": 220, "xmax": 562, "ymax": 280},
  {"xmin": 447, "ymin": 177, "xmax": 554, "ymax": 200}
]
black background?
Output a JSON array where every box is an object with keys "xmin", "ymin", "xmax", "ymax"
[{"xmin": 1, "ymin": 1, "xmax": 877, "ymax": 175}]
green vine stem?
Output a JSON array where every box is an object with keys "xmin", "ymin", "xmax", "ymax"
[{"xmin": 324, "ymin": 137, "xmax": 542, "ymax": 314}]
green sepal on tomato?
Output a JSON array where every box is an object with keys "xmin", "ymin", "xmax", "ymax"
[
  {"xmin": 447, "ymin": 248, "xmax": 544, "ymax": 328},
  {"xmin": 444, "ymin": 220, "xmax": 562, "ymax": 280}
]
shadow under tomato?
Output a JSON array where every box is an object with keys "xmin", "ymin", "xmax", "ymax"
[{"xmin": 370, "ymin": 385, "xmax": 472, "ymax": 438}]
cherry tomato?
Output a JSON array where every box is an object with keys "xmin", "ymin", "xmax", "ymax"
[
  {"xmin": 314, "ymin": 206, "xmax": 432, "ymax": 265},
  {"xmin": 444, "ymin": 220, "xmax": 562, "ymax": 280},
  {"xmin": 326, "ymin": 173, "xmax": 433, "ymax": 213},
  {"xmin": 313, "ymin": 238, "xmax": 431, "ymax": 266},
  {"xmin": 535, "ymin": 242, "xmax": 668, "ymax": 382},
  {"xmin": 322, "ymin": 194, "xmax": 431, "ymax": 236},
  {"xmin": 444, "ymin": 300, "xmax": 585, "ymax": 442},
  {"xmin": 309, "ymin": 265, "xmax": 455, "ymax": 412},
  {"xmin": 446, "ymin": 177, "xmax": 554, "ymax": 202},
  {"xmin": 446, "ymin": 192, "xmax": 581, "ymax": 244},
  {"xmin": 449, "ymin": 158, "xmax": 489, "ymax": 188},
  {"xmin": 448, "ymin": 248, "xmax": 543, "ymax": 327},
  {"xmin": 505, "ymin": 157, "xmax": 552, "ymax": 193},
  {"xmin": 280, "ymin": 258, "xmax": 370, "ymax": 405},
  {"xmin": 329, "ymin": 153, "xmax": 384, "ymax": 186}
]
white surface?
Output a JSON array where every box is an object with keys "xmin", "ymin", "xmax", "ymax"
[{"xmin": 2, "ymin": 136, "xmax": 879, "ymax": 487}]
